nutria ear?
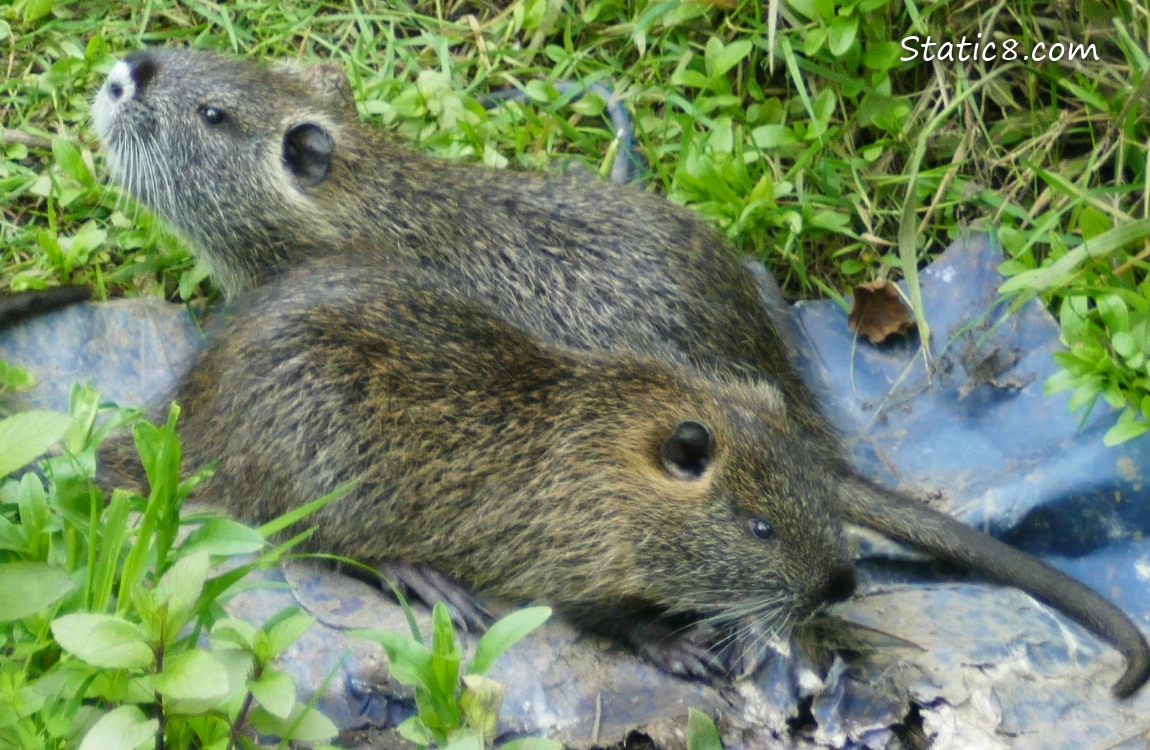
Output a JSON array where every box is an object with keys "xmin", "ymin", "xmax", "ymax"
[
  {"xmin": 302, "ymin": 62, "xmax": 356, "ymax": 113},
  {"xmin": 660, "ymin": 420, "xmax": 715, "ymax": 480},
  {"xmin": 283, "ymin": 122, "xmax": 334, "ymax": 187}
]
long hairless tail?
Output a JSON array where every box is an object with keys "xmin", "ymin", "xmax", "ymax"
[{"xmin": 839, "ymin": 473, "xmax": 1150, "ymax": 698}]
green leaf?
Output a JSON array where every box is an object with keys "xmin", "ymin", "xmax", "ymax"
[
  {"xmin": 155, "ymin": 550, "xmax": 210, "ymax": 636},
  {"xmin": 687, "ymin": 707, "xmax": 724, "ymax": 750},
  {"xmin": 264, "ymin": 608, "xmax": 315, "ymax": 659},
  {"xmin": 499, "ymin": 739, "xmax": 564, "ymax": 750},
  {"xmin": 1104, "ymin": 408, "xmax": 1150, "ymax": 446},
  {"xmin": 1079, "ymin": 206, "xmax": 1112, "ymax": 240},
  {"xmin": 863, "ymin": 41, "xmax": 902, "ymax": 71},
  {"xmin": 670, "ymin": 68, "xmax": 713, "ymax": 90},
  {"xmin": 248, "ymin": 669, "xmax": 297, "ymax": 719},
  {"xmin": 256, "ymin": 481, "xmax": 353, "ymax": 538},
  {"xmin": 468, "ymin": 606, "xmax": 551, "ymax": 676},
  {"xmin": 432, "ymin": 602, "xmax": 462, "ymax": 661},
  {"xmin": 460, "ymin": 673, "xmax": 503, "ymax": 742},
  {"xmin": 750, "ymin": 125, "xmax": 798, "ymax": 149},
  {"xmin": 249, "ymin": 703, "xmax": 338, "ymax": 743},
  {"xmin": 0, "ymin": 360, "xmax": 35, "ymax": 390},
  {"xmin": 212, "ymin": 616, "xmax": 259, "ymax": 650},
  {"xmin": 0, "ymin": 562, "xmax": 75, "ymax": 622},
  {"xmin": 1097, "ymin": 293, "xmax": 1130, "ymax": 334},
  {"xmin": 441, "ymin": 732, "xmax": 484, "ymax": 750},
  {"xmin": 179, "ymin": 517, "xmax": 266, "ymax": 557},
  {"xmin": 429, "ymin": 603, "xmax": 463, "ymax": 708},
  {"xmin": 705, "ymin": 38, "xmax": 753, "ymax": 79},
  {"xmin": 685, "ymin": 708, "xmax": 722, "ymax": 750},
  {"xmin": 1000, "ymin": 218, "xmax": 1150, "ymax": 297},
  {"xmin": 351, "ymin": 628, "xmax": 434, "ymax": 689},
  {"xmin": 52, "ymin": 137, "xmax": 94, "ymax": 187},
  {"xmin": 396, "ymin": 715, "xmax": 436, "ymax": 746},
  {"xmin": 827, "ymin": 16, "xmax": 859, "ymax": 57},
  {"xmin": 152, "ymin": 649, "xmax": 229, "ymax": 703},
  {"xmin": 52, "ymin": 613, "xmax": 154, "ymax": 669},
  {"xmin": 810, "ymin": 210, "xmax": 852, "ymax": 233},
  {"xmin": 23, "ymin": 0, "xmax": 55, "ymax": 24},
  {"xmin": 0, "ymin": 410, "xmax": 71, "ymax": 477},
  {"xmin": 79, "ymin": 705, "xmax": 157, "ymax": 750},
  {"xmin": 786, "ymin": 0, "xmax": 820, "ymax": 20}
]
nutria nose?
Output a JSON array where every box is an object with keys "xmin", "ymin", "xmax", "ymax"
[
  {"xmin": 121, "ymin": 51, "xmax": 158, "ymax": 95},
  {"xmin": 821, "ymin": 567, "xmax": 857, "ymax": 604}
]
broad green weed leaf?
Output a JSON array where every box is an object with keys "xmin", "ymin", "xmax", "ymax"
[
  {"xmin": 396, "ymin": 715, "xmax": 436, "ymax": 746},
  {"xmin": 0, "ymin": 561, "xmax": 75, "ymax": 622},
  {"xmin": 152, "ymin": 650, "xmax": 229, "ymax": 708},
  {"xmin": 264, "ymin": 608, "xmax": 315, "ymax": 658},
  {"xmin": 155, "ymin": 550, "xmax": 210, "ymax": 635},
  {"xmin": 352, "ymin": 628, "xmax": 434, "ymax": 688},
  {"xmin": 0, "ymin": 410, "xmax": 71, "ymax": 476},
  {"xmin": 687, "ymin": 707, "xmax": 724, "ymax": 750},
  {"xmin": 441, "ymin": 732, "xmax": 484, "ymax": 750},
  {"xmin": 250, "ymin": 703, "xmax": 338, "ymax": 743},
  {"xmin": 460, "ymin": 673, "xmax": 503, "ymax": 742},
  {"xmin": 828, "ymin": 16, "xmax": 859, "ymax": 57},
  {"xmin": 180, "ymin": 516, "xmax": 265, "ymax": 557},
  {"xmin": 1105, "ymin": 409, "xmax": 1150, "ymax": 446},
  {"xmin": 79, "ymin": 705, "xmax": 157, "ymax": 750},
  {"xmin": 52, "ymin": 613, "xmax": 153, "ymax": 669},
  {"xmin": 52, "ymin": 137, "xmax": 94, "ymax": 187},
  {"xmin": 705, "ymin": 38, "xmax": 752, "ymax": 78},
  {"xmin": 863, "ymin": 41, "xmax": 902, "ymax": 70},
  {"xmin": 249, "ymin": 669, "xmax": 297, "ymax": 719},
  {"xmin": 212, "ymin": 616, "xmax": 259, "ymax": 650},
  {"xmin": 499, "ymin": 739, "xmax": 564, "ymax": 750},
  {"xmin": 468, "ymin": 606, "xmax": 551, "ymax": 676}
]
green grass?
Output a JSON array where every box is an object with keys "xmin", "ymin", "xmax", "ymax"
[{"xmin": 3, "ymin": 0, "xmax": 1148, "ymax": 439}]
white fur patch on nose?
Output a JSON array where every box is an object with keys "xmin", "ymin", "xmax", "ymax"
[{"xmin": 92, "ymin": 60, "xmax": 134, "ymax": 138}]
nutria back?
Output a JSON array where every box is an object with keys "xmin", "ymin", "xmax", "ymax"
[
  {"xmin": 92, "ymin": 48, "xmax": 829, "ymax": 434},
  {"xmin": 165, "ymin": 252, "xmax": 855, "ymax": 675}
]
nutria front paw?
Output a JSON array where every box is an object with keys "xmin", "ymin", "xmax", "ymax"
[{"xmin": 378, "ymin": 562, "xmax": 493, "ymax": 632}]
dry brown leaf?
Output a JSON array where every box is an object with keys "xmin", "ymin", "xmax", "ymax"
[{"xmin": 847, "ymin": 280, "xmax": 917, "ymax": 344}]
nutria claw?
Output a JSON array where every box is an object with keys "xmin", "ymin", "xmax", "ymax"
[{"xmin": 379, "ymin": 562, "xmax": 493, "ymax": 633}]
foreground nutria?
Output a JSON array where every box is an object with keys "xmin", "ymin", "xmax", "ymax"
[
  {"xmin": 92, "ymin": 48, "xmax": 1149, "ymax": 696},
  {"xmin": 104, "ymin": 254, "xmax": 858, "ymax": 677}
]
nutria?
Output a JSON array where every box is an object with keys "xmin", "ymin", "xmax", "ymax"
[
  {"xmin": 103, "ymin": 254, "xmax": 858, "ymax": 677},
  {"xmin": 92, "ymin": 48, "xmax": 1150, "ymax": 696}
]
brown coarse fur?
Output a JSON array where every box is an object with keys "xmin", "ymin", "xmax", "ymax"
[
  {"xmin": 105, "ymin": 256, "xmax": 857, "ymax": 675},
  {"xmin": 93, "ymin": 48, "xmax": 1150, "ymax": 695}
]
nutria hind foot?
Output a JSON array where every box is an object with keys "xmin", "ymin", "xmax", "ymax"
[{"xmin": 378, "ymin": 562, "xmax": 494, "ymax": 633}]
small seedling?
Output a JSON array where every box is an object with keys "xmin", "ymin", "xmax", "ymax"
[{"xmin": 353, "ymin": 603, "xmax": 557, "ymax": 750}]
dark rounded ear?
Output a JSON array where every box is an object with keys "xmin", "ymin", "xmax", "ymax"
[
  {"xmin": 283, "ymin": 122, "xmax": 334, "ymax": 187},
  {"xmin": 660, "ymin": 420, "xmax": 715, "ymax": 480}
]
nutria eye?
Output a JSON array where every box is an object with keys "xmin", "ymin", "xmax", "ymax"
[
  {"xmin": 198, "ymin": 105, "xmax": 226, "ymax": 126},
  {"xmin": 749, "ymin": 518, "xmax": 774, "ymax": 541}
]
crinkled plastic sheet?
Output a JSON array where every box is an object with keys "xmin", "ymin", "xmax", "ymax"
[{"xmin": 3, "ymin": 232, "xmax": 1148, "ymax": 749}]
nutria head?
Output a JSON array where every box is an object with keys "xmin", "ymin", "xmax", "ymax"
[{"xmin": 92, "ymin": 48, "xmax": 358, "ymax": 297}]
